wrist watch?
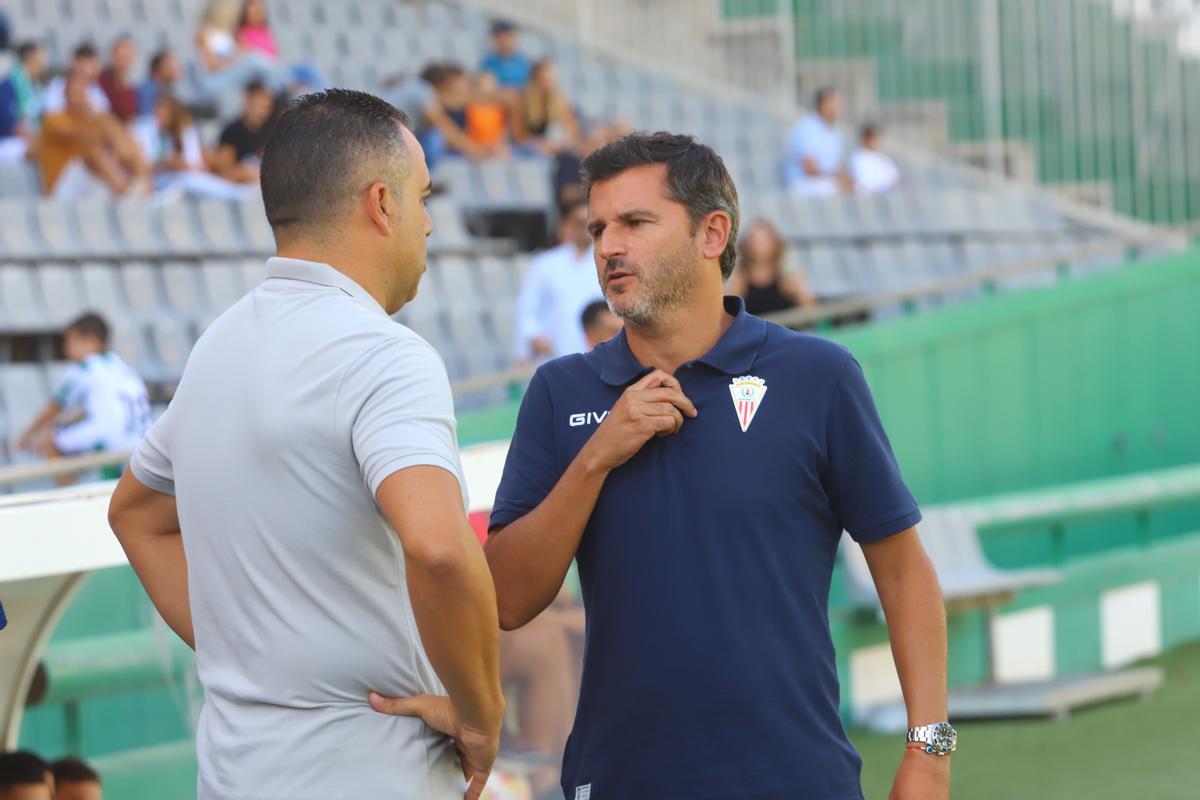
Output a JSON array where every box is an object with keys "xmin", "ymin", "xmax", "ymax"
[{"xmin": 906, "ymin": 722, "xmax": 957, "ymax": 755}]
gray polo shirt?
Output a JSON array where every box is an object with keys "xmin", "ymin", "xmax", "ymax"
[{"xmin": 131, "ymin": 257, "xmax": 468, "ymax": 799}]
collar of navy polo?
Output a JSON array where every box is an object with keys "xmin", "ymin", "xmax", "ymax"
[{"xmin": 595, "ymin": 295, "xmax": 767, "ymax": 384}]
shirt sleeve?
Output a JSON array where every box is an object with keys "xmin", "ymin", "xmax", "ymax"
[
  {"xmin": 340, "ymin": 337, "xmax": 462, "ymax": 498},
  {"xmin": 129, "ymin": 404, "xmax": 176, "ymax": 495},
  {"xmin": 488, "ymin": 369, "xmax": 558, "ymax": 530},
  {"xmin": 824, "ymin": 355, "xmax": 921, "ymax": 543}
]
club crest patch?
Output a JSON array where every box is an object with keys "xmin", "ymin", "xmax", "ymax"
[{"xmin": 729, "ymin": 376, "xmax": 767, "ymax": 432}]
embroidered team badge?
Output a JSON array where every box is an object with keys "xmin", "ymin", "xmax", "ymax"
[{"xmin": 728, "ymin": 376, "xmax": 767, "ymax": 432}]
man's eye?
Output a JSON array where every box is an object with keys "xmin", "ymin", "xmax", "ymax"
[{"xmin": 628, "ymin": 219, "xmax": 643, "ymax": 227}]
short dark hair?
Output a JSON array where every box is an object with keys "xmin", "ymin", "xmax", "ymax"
[
  {"xmin": 0, "ymin": 750, "xmax": 48, "ymax": 789},
  {"xmin": 149, "ymin": 48, "xmax": 171, "ymax": 74},
  {"xmin": 428, "ymin": 63, "xmax": 465, "ymax": 89},
  {"xmin": 261, "ymin": 89, "xmax": 413, "ymax": 242},
  {"xmin": 491, "ymin": 20, "xmax": 516, "ymax": 35},
  {"xmin": 65, "ymin": 312, "xmax": 109, "ymax": 346},
  {"xmin": 72, "ymin": 42, "xmax": 98, "ymax": 60},
  {"xmin": 814, "ymin": 87, "xmax": 838, "ymax": 110},
  {"xmin": 581, "ymin": 131, "xmax": 740, "ymax": 280},
  {"xmin": 860, "ymin": 123, "xmax": 881, "ymax": 140},
  {"xmin": 580, "ymin": 299, "xmax": 613, "ymax": 332},
  {"xmin": 559, "ymin": 196, "xmax": 588, "ymax": 219},
  {"xmin": 17, "ymin": 41, "xmax": 40, "ymax": 62},
  {"xmin": 244, "ymin": 79, "xmax": 270, "ymax": 97},
  {"xmin": 50, "ymin": 757, "xmax": 99, "ymax": 785}
]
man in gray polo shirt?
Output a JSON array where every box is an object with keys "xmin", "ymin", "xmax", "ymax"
[{"xmin": 107, "ymin": 90, "xmax": 504, "ymax": 800}]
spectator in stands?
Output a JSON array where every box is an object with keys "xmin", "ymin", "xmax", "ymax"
[
  {"xmin": 431, "ymin": 63, "xmax": 503, "ymax": 161},
  {"xmin": 551, "ymin": 120, "xmax": 633, "ymax": 212},
  {"xmin": 512, "ymin": 59, "xmax": 581, "ymax": 156},
  {"xmin": 235, "ymin": 0, "xmax": 323, "ymax": 92},
  {"xmin": 382, "ymin": 63, "xmax": 444, "ymax": 167},
  {"xmin": 850, "ymin": 123, "xmax": 900, "ymax": 194},
  {"xmin": 98, "ymin": 34, "xmax": 139, "ymax": 122},
  {"xmin": 515, "ymin": 197, "xmax": 601, "ymax": 362},
  {"xmin": 480, "ymin": 20, "xmax": 531, "ymax": 90},
  {"xmin": 137, "ymin": 48, "xmax": 183, "ymax": 117},
  {"xmin": 48, "ymin": 758, "xmax": 101, "ymax": 800},
  {"xmin": 0, "ymin": 42, "xmax": 48, "ymax": 165},
  {"xmin": 212, "ymin": 80, "xmax": 274, "ymax": 184},
  {"xmin": 193, "ymin": 0, "xmax": 286, "ymax": 109},
  {"xmin": 581, "ymin": 299, "xmax": 622, "ymax": 349},
  {"xmin": 134, "ymin": 95, "xmax": 251, "ymax": 200},
  {"xmin": 785, "ymin": 87, "xmax": 850, "ymax": 196},
  {"xmin": 0, "ymin": 751, "xmax": 52, "ymax": 800},
  {"xmin": 37, "ymin": 71, "xmax": 152, "ymax": 199},
  {"xmin": 466, "ymin": 71, "xmax": 510, "ymax": 156},
  {"xmin": 726, "ymin": 219, "xmax": 816, "ymax": 316},
  {"xmin": 15, "ymin": 313, "xmax": 151, "ymax": 485},
  {"xmin": 43, "ymin": 42, "xmax": 110, "ymax": 115}
]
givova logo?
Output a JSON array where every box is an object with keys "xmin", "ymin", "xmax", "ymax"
[{"xmin": 569, "ymin": 411, "xmax": 609, "ymax": 427}]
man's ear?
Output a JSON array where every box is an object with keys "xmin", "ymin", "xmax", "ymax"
[
  {"xmin": 364, "ymin": 181, "xmax": 393, "ymax": 236},
  {"xmin": 701, "ymin": 210, "xmax": 731, "ymax": 262}
]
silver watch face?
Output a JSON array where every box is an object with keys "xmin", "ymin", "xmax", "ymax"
[{"xmin": 930, "ymin": 723, "xmax": 957, "ymax": 752}]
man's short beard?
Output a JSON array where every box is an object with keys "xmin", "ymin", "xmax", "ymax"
[{"xmin": 608, "ymin": 243, "xmax": 696, "ymax": 327}]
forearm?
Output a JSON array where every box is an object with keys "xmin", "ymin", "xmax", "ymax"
[
  {"xmin": 406, "ymin": 538, "xmax": 504, "ymax": 731},
  {"xmin": 876, "ymin": 554, "xmax": 948, "ymax": 725},
  {"xmin": 485, "ymin": 448, "xmax": 609, "ymax": 629},
  {"xmin": 117, "ymin": 529, "xmax": 194, "ymax": 648},
  {"xmin": 21, "ymin": 403, "xmax": 62, "ymax": 439}
]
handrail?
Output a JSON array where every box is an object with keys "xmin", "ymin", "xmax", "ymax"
[{"xmin": 0, "ymin": 451, "xmax": 133, "ymax": 489}]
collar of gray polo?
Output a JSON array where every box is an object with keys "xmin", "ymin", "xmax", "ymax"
[{"xmin": 265, "ymin": 257, "xmax": 388, "ymax": 317}]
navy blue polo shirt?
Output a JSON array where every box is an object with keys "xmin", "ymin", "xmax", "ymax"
[{"xmin": 490, "ymin": 297, "xmax": 921, "ymax": 800}]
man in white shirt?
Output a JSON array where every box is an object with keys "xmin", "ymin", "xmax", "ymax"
[
  {"xmin": 785, "ymin": 87, "xmax": 850, "ymax": 197},
  {"xmin": 15, "ymin": 312, "xmax": 151, "ymax": 484},
  {"xmin": 107, "ymin": 90, "xmax": 504, "ymax": 800},
  {"xmin": 515, "ymin": 198, "xmax": 602, "ymax": 362},
  {"xmin": 850, "ymin": 123, "xmax": 901, "ymax": 194},
  {"xmin": 42, "ymin": 43, "xmax": 111, "ymax": 116}
]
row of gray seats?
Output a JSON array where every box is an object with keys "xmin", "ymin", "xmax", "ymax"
[
  {"xmin": 736, "ymin": 189, "xmax": 1074, "ymax": 240},
  {"xmin": 0, "ymin": 194, "xmax": 481, "ymax": 257},
  {"xmin": 0, "ymin": 253, "xmax": 532, "ymax": 385}
]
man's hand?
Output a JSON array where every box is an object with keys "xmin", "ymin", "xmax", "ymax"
[
  {"xmin": 889, "ymin": 751, "xmax": 950, "ymax": 800},
  {"xmin": 369, "ymin": 692, "xmax": 500, "ymax": 800},
  {"xmin": 580, "ymin": 369, "xmax": 697, "ymax": 473}
]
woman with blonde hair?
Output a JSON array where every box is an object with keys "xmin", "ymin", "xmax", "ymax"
[
  {"xmin": 727, "ymin": 219, "xmax": 817, "ymax": 316},
  {"xmin": 132, "ymin": 94, "xmax": 253, "ymax": 200},
  {"xmin": 511, "ymin": 59, "xmax": 581, "ymax": 156}
]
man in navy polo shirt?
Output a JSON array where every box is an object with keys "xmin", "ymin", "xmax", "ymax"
[{"xmin": 485, "ymin": 132, "xmax": 953, "ymax": 799}]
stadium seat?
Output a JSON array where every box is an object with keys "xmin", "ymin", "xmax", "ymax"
[
  {"xmin": 196, "ymin": 198, "xmax": 244, "ymax": 253},
  {"xmin": 114, "ymin": 198, "xmax": 163, "ymax": 256},
  {"xmin": 0, "ymin": 364, "xmax": 48, "ymax": 435},
  {"xmin": 159, "ymin": 200, "xmax": 202, "ymax": 255},
  {"xmin": 36, "ymin": 263, "xmax": 87, "ymax": 326},
  {"xmin": 0, "ymin": 264, "xmax": 48, "ymax": 330},
  {"xmin": 0, "ymin": 200, "xmax": 41, "ymax": 259},
  {"xmin": 79, "ymin": 262, "xmax": 127, "ymax": 320},
  {"xmin": 74, "ymin": 198, "xmax": 122, "ymax": 257},
  {"xmin": 235, "ymin": 195, "xmax": 274, "ymax": 253},
  {"xmin": 120, "ymin": 262, "xmax": 163, "ymax": 314},
  {"xmin": 200, "ymin": 259, "xmax": 246, "ymax": 313},
  {"xmin": 161, "ymin": 261, "xmax": 204, "ymax": 318}
]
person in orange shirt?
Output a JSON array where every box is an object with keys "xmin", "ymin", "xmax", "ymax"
[
  {"xmin": 38, "ymin": 71, "xmax": 150, "ymax": 199},
  {"xmin": 466, "ymin": 71, "xmax": 510, "ymax": 156}
]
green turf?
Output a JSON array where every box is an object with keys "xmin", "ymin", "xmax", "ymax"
[{"xmin": 850, "ymin": 640, "xmax": 1200, "ymax": 799}]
